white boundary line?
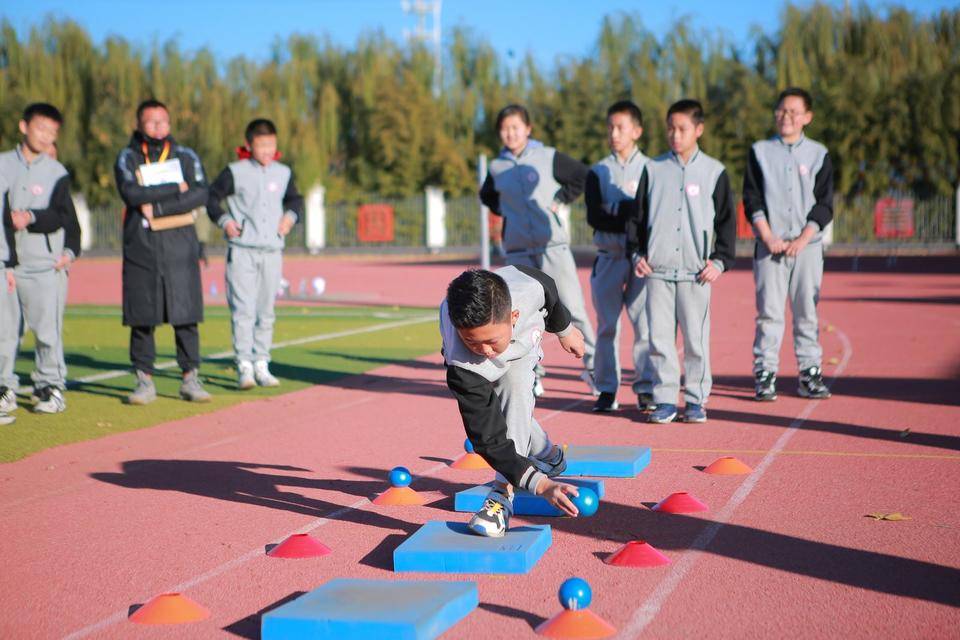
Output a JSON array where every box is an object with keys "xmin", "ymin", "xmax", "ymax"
[{"xmin": 619, "ymin": 326, "xmax": 853, "ymax": 638}]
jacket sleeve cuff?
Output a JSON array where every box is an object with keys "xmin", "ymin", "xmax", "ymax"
[
  {"xmin": 805, "ymin": 220, "xmax": 822, "ymax": 232},
  {"xmin": 751, "ymin": 210, "xmax": 766, "ymax": 222},
  {"xmin": 63, "ymin": 249, "xmax": 76, "ymax": 261},
  {"xmin": 217, "ymin": 215, "xmax": 234, "ymax": 229},
  {"xmin": 519, "ymin": 467, "xmax": 548, "ymax": 493},
  {"xmin": 283, "ymin": 211, "xmax": 298, "ymax": 224},
  {"xmin": 555, "ymin": 323, "xmax": 574, "ymax": 338}
]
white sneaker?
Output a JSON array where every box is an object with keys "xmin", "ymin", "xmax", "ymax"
[
  {"xmin": 580, "ymin": 370, "xmax": 601, "ymax": 396},
  {"xmin": 0, "ymin": 387, "xmax": 17, "ymax": 413},
  {"xmin": 467, "ymin": 488, "xmax": 513, "ymax": 537},
  {"xmin": 533, "ymin": 378, "xmax": 545, "ymax": 398},
  {"xmin": 237, "ymin": 361, "xmax": 256, "ymax": 390},
  {"xmin": 254, "ymin": 361, "xmax": 280, "ymax": 387},
  {"xmin": 0, "ymin": 412, "xmax": 14, "ymax": 426},
  {"xmin": 34, "ymin": 387, "xmax": 66, "ymax": 414}
]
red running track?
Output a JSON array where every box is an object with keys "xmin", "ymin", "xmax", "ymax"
[{"xmin": 3, "ymin": 255, "xmax": 959, "ymax": 639}]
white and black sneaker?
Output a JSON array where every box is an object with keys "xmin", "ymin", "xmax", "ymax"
[
  {"xmin": 0, "ymin": 386, "xmax": 17, "ymax": 413},
  {"xmin": 592, "ymin": 392, "xmax": 619, "ymax": 412},
  {"xmin": 798, "ymin": 366, "xmax": 831, "ymax": 399},
  {"xmin": 754, "ymin": 370, "xmax": 777, "ymax": 401},
  {"xmin": 0, "ymin": 412, "xmax": 14, "ymax": 426},
  {"xmin": 33, "ymin": 386, "xmax": 66, "ymax": 414},
  {"xmin": 531, "ymin": 444, "xmax": 567, "ymax": 477},
  {"xmin": 637, "ymin": 393, "xmax": 656, "ymax": 412},
  {"xmin": 468, "ymin": 488, "xmax": 513, "ymax": 537}
]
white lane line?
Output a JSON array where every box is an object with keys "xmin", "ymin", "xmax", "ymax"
[{"xmin": 619, "ymin": 326, "xmax": 853, "ymax": 638}]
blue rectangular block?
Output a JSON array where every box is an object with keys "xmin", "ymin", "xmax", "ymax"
[
  {"xmin": 453, "ymin": 478, "xmax": 605, "ymax": 516},
  {"xmin": 394, "ymin": 521, "xmax": 551, "ymax": 574},
  {"xmin": 560, "ymin": 445, "xmax": 651, "ymax": 477},
  {"xmin": 261, "ymin": 578, "xmax": 478, "ymax": 640}
]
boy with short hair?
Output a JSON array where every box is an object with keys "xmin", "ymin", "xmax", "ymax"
[
  {"xmin": 628, "ymin": 99, "xmax": 735, "ymax": 424},
  {"xmin": 0, "ymin": 103, "xmax": 81, "ymax": 414},
  {"xmin": 743, "ymin": 87, "xmax": 834, "ymax": 401},
  {"xmin": 585, "ymin": 100, "xmax": 653, "ymax": 413},
  {"xmin": 207, "ymin": 118, "xmax": 304, "ymax": 389},
  {"xmin": 441, "ymin": 266, "xmax": 585, "ymax": 537}
]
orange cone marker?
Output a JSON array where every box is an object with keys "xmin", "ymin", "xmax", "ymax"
[
  {"xmin": 605, "ymin": 540, "xmax": 670, "ymax": 568},
  {"xmin": 652, "ymin": 491, "xmax": 708, "ymax": 513},
  {"xmin": 372, "ymin": 466, "xmax": 426, "ymax": 506},
  {"xmin": 129, "ymin": 593, "xmax": 210, "ymax": 625},
  {"xmin": 451, "ymin": 438, "xmax": 492, "ymax": 470},
  {"xmin": 268, "ymin": 533, "xmax": 332, "ymax": 559},
  {"xmin": 536, "ymin": 578, "xmax": 615, "ymax": 639},
  {"xmin": 703, "ymin": 457, "xmax": 753, "ymax": 475}
]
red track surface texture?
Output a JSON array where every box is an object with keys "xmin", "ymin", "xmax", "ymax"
[{"xmin": 3, "ymin": 256, "xmax": 959, "ymax": 639}]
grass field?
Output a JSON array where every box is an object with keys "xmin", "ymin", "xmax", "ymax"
[{"xmin": 2, "ymin": 304, "xmax": 438, "ymax": 463}]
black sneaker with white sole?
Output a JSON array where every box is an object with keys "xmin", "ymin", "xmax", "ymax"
[
  {"xmin": 33, "ymin": 386, "xmax": 66, "ymax": 414},
  {"xmin": 530, "ymin": 445, "xmax": 567, "ymax": 477},
  {"xmin": 467, "ymin": 488, "xmax": 513, "ymax": 537},
  {"xmin": 754, "ymin": 370, "xmax": 778, "ymax": 401},
  {"xmin": 592, "ymin": 392, "xmax": 619, "ymax": 412},
  {"xmin": 798, "ymin": 366, "xmax": 831, "ymax": 398},
  {"xmin": 637, "ymin": 393, "xmax": 656, "ymax": 412}
]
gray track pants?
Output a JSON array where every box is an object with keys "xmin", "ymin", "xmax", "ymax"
[
  {"xmin": 647, "ymin": 278, "xmax": 712, "ymax": 405},
  {"xmin": 226, "ymin": 246, "xmax": 283, "ymax": 363},
  {"xmin": 752, "ymin": 241, "xmax": 824, "ymax": 373},
  {"xmin": 16, "ymin": 268, "xmax": 68, "ymax": 389},
  {"xmin": 0, "ymin": 267, "xmax": 21, "ymax": 391},
  {"xmin": 506, "ymin": 244, "xmax": 596, "ymax": 371},
  {"xmin": 590, "ymin": 251, "xmax": 652, "ymax": 394},
  {"xmin": 492, "ymin": 351, "xmax": 555, "ymax": 487}
]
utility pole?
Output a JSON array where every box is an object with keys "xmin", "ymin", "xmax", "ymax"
[{"xmin": 402, "ymin": 0, "xmax": 442, "ymax": 96}]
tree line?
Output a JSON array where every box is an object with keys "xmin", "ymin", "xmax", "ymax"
[{"xmin": 0, "ymin": 2, "xmax": 957, "ymax": 208}]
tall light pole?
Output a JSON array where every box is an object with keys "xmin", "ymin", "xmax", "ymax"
[{"xmin": 402, "ymin": 0, "xmax": 442, "ymax": 96}]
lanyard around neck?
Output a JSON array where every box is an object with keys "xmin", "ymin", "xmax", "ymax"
[{"xmin": 141, "ymin": 140, "xmax": 170, "ymax": 164}]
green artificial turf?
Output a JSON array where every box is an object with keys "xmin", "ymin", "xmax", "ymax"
[{"xmin": 1, "ymin": 305, "xmax": 439, "ymax": 463}]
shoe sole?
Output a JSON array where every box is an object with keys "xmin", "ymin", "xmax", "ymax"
[
  {"xmin": 34, "ymin": 405, "xmax": 66, "ymax": 414},
  {"xmin": 592, "ymin": 402, "xmax": 619, "ymax": 412},
  {"xmin": 238, "ymin": 380, "xmax": 256, "ymax": 390},
  {"xmin": 648, "ymin": 413, "xmax": 677, "ymax": 424},
  {"xmin": 683, "ymin": 415, "xmax": 708, "ymax": 423},
  {"xmin": 126, "ymin": 397, "xmax": 156, "ymax": 405},
  {"xmin": 180, "ymin": 393, "xmax": 213, "ymax": 403},
  {"xmin": 0, "ymin": 416, "xmax": 14, "ymax": 425},
  {"xmin": 754, "ymin": 394, "xmax": 777, "ymax": 402},
  {"xmin": 797, "ymin": 388, "xmax": 831, "ymax": 399},
  {"xmin": 467, "ymin": 524, "xmax": 505, "ymax": 538},
  {"xmin": 256, "ymin": 380, "xmax": 281, "ymax": 388}
]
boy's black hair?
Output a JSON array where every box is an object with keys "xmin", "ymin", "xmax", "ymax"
[
  {"xmin": 245, "ymin": 118, "xmax": 278, "ymax": 143},
  {"xmin": 667, "ymin": 99, "xmax": 704, "ymax": 125},
  {"xmin": 495, "ymin": 104, "xmax": 531, "ymax": 131},
  {"xmin": 447, "ymin": 270, "xmax": 513, "ymax": 329},
  {"xmin": 136, "ymin": 99, "xmax": 168, "ymax": 123},
  {"xmin": 607, "ymin": 100, "xmax": 643, "ymax": 128},
  {"xmin": 22, "ymin": 103, "xmax": 63, "ymax": 125},
  {"xmin": 777, "ymin": 87, "xmax": 813, "ymax": 112}
]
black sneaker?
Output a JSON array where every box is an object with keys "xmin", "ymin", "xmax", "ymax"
[
  {"xmin": 592, "ymin": 392, "xmax": 619, "ymax": 412},
  {"xmin": 637, "ymin": 393, "xmax": 656, "ymax": 412},
  {"xmin": 467, "ymin": 488, "xmax": 513, "ymax": 537},
  {"xmin": 798, "ymin": 366, "xmax": 831, "ymax": 399},
  {"xmin": 754, "ymin": 370, "xmax": 778, "ymax": 401},
  {"xmin": 530, "ymin": 445, "xmax": 567, "ymax": 477}
]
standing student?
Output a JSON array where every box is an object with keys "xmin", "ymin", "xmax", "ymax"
[
  {"xmin": 207, "ymin": 119, "xmax": 304, "ymax": 389},
  {"xmin": 586, "ymin": 100, "xmax": 654, "ymax": 413},
  {"xmin": 480, "ymin": 104, "xmax": 597, "ymax": 396},
  {"xmin": 628, "ymin": 99, "xmax": 736, "ymax": 424},
  {"xmin": 115, "ymin": 99, "xmax": 211, "ymax": 405},
  {"xmin": 743, "ymin": 87, "xmax": 834, "ymax": 401},
  {"xmin": 0, "ymin": 103, "xmax": 81, "ymax": 415}
]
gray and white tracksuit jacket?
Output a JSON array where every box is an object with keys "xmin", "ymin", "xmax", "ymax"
[
  {"xmin": 586, "ymin": 149, "xmax": 647, "ymax": 255},
  {"xmin": 442, "ymin": 265, "xmax": 573, "ymax": 493}
]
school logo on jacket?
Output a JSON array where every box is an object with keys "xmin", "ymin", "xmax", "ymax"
[
  {"xmin": 267, "ymin": 181, "xmax": 280, "ymax": 192},
  {"xmin": 626, "ymin": 180, "xmax": 638, "ymax": 195},
  {"xmin": 31, "ymin": 184, "xmax": 43, "ymax": 196},
  {"xmin": 798, "ymin": 164, "xmax": 809, "ymax": 176},
  {"xmin": 685, "ymin": 183, "xmax": 700, "ymax": 197}
]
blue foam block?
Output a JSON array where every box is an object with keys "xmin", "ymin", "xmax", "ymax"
[
  {"xmin": 394, "ymin": 520, "xmax": 551, "ymax": 574},
  {"xmin": 261, "ymin": 578, "xmax": 477, "ymax": 640},
  {"xmin": 560, "ymin": 445, "xmax": 651, "ymax": 477},
  {"xmin": 453, "ymin": 478, "xmax": 605, "ymax": 516}
]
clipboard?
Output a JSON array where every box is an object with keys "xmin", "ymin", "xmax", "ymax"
[{"xmin": 135, "ymin": 159, "xmax": 200, "ymax": 232}]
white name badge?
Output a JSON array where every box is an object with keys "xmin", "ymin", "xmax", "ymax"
[{"xmin": 138, "ymin": 159, "xmax": 184, "ymax": 186}]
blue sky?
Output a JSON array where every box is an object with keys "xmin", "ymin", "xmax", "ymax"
[{"xmin": 2, "ymin": 0, "xmax": 952, "ymax": 68}]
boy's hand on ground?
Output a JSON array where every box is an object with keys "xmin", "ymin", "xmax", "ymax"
[
  {"xmin": 141, "ymin": 203, "xmax": 154, "ymax": 219},
  {"xmin": 697, "ymin": 260, "xmax": 722, "ymax": 284},
  {"xmin": 634, "ymin": 256, "xmax": 653, "ymax": 277},
  {"xmin": 535, "ymin": 478, "xmax": 580, "ymax": 517},
  {"xmin": 559, "ymin": 328, "xmax": 585, "ymax": 359},
  {"xmin": 278, "ymin": 216, "xmax": 295, "ymax": 237},
  {"xmin": 224, "ymin": 220, "xmax": 242, "ymax": 238},
  {"xmin": 5, "ymin": 270, "xmax": 14, "ymax": 293}
]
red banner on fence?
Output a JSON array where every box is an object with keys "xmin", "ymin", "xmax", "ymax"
[
  {"xmin": 736, "ymin": 201, "xmax": 753, "ymax": 239},
  {"xmin": 357, "ymin": 204, "xmax": 395, "ymax": 243},
  {"xmin": 873, "ymin": 197, "xmax": 914, "ymax": 239}
]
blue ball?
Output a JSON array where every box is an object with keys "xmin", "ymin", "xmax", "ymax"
[
  {"xmin": 388, "ymin": 466, "xmax": 412, "ymax": 487},
  {"xmin": 558, "ymin": 577, "xmax": 592, "ymax": 610},
  {"xmin": 570, "ymin": 487, "xmax": 599, "ymax": 517},
  {"xmin": 464, "ymin": 438, "xmax": 475, "ymax": 453}
]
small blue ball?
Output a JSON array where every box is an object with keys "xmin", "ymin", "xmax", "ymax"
[
  {"xmin": 464, "ymin": 438, "xmax": 475, "ymax": 453},
  {"xmin": 388, "ymin": 466, "xmax": 412, "ymax": 487},
  {"xmin": 558, "ymin": 577, "xmax": 592, "ymax": 610},
  {"xmin": 570, "ymin": 487, "xmax": 599, "ymax": 517}
]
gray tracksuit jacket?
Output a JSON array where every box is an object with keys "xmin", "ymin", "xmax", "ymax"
[
  {"xmin": 742, "ymin": 135, "xmax": 834, "ymax": 241},
  {"xmin": 0, "ymin": 147, "xmax": 81, "ymax": 274},
  {"xmin": 441, "ymin": 265, "xmax": 573, "ymax": 493},
  {"xmin": 480, "ymin": 143, "xmax": 588, "ymax": 254},
  {"xmin": 585, "ymin": 149, "xmax": 648, "ymax": 255},
  {"xmin": 207, "ymin": 159, "xmax": 304, "ymax": 250},
  {"xmin": 627, "ymin": 149, "xmax": 736, "ymax": 281}
]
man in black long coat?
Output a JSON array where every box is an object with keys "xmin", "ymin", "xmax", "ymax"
[{"xmin": 114, "ymin": 99, "xmax": 211, "ymax": 404}]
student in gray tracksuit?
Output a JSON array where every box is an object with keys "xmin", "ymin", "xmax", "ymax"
[
  {"xmin": 0, "ymin": 103, "xmax": 81, "ymax": 415},
  {"xmin": 0, "ymin": 175, "xmax": 19, "ymax": 423},
  {"xmin": 586, "ymin": 100, "xmax": 653, "ymax": 414},
  {"xmin": 207, "ymin": 119, "xmax": 304, "ymax": 389},
  {"xmin": 441, "ymin": 266, "xmax": 585, "ymax": 537},
  {"xmin": 743, "ymin": 87, "xmax": 834, "ymax": 401},
  {"xmin": 628, "ymin": 100, "xmax": 735, "ymax": 425},
  {"xmin": 480, "ymin": 104, "xmax": 597, "ymax": 396}
]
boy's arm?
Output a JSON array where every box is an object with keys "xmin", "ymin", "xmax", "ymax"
[
  {"xmin": 479, "ymin": 173, "xmax": 501, "ymax": 216},
  {"xmin": 24, "ymin": 175, "xmax": 72, "ymax": 234},
  {"xmin": 2, "ymin": 193, "xmax": 16, "ymax": 268},
  {"xmin": 114, "ymin": 149, "xmax": 181, "ymax": 207},
  {"xmin": 710, "ymin": 170, "xmax": 736, "ymax": 271},
  {"xmin": 552, "ymin": 152, "xmax": 588, "ymax": 204},
  {"xmin": 742, "ymin": 147, "xmax": 767, "ymax": 227},
  {"xmin": 585, "ymin": 170, "xmax": 625, "ymax": 233},
  {"xmin": 446, "ymin": 366, "xmax": 547, "ymax": 493},
  {"xmin": 807, "ymin": 153, "xmax": 834, "ymax": 230},
  {"xmin": 60, "ymin": 182, "xmax": 81, "ymax": 260},
  {"xmin": 282, "ymin": 172, "xmax": 305, "ymax": 224},
  {"xmin": 153, "ymin": 150, "xmax": 209, "ymax": 218},
  {"xmin": 625, "ymin": 168, "xmax": 650, "ymax": 258},
  {"xmin": 511, "ymin": 264, "xmax": 573, "ymax": 335},
  {"xmin": 206, "ymin": 167, "xmax": 235, "ymax": 226}
]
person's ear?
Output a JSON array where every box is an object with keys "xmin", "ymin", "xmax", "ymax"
[
  {"xmin": 695, "ymin": 122, "xmax": 705, "ymax": 138},
  {"xmin": 802, "ymin": 111, "xmax": 813, "ymax": 126},
  {"xmin": 18, "ymin": 120, "xmax": 28, "ymax": 136}
]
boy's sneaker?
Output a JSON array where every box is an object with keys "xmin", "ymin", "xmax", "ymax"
[
  {"xmin": 237, "ymin": 361, "xmax": 256, "ymax": 390},
  {"xmin": 532, "ymin": 378, "xmax": 545, "ymax": 398},
  {"xmin": 0, "ymin": 387, "xmax": 17, "ymax": 413},
  {"xmin": 254, "ymin": 361, "xmax": 280, "ymax": 387},
  {"xmin": 467, "ymin": 488, "xmax": 513, "ymax": 538},
  {"xmin": 754, "ymin": 370, "xmax": 777, "ymax": 401},
  {"xmin": 0, "ymin": 412, "xmax": 15, "ymax": 426},
  {"xmin": 592, "ymin": 392, "xmax": 619, "ymax": 412},
  {"xmin": 683, "ymin": 403, "xmax": 707, "ymax": 423},
  {"xmin": 648, "ymin": 403, "xmax": 678, "ymax": 424},
  {"xmin": 531, "ymin": 445, "xmax": 567, "ymax": 477},
  {"xmin": 127, "ymin": 370, "xmax": 157, "ymax": 405},
  {"xmin": 637, "ymin": 393, "xmax": 656, "ymax": 412},
  {"xmin": 580, "ymin": 370, "xmax": 601, "ymax": 396},
  {"xmin": 179, "ymin": 370, "xmax": 212, "ymax": 403},
  {"xmin": 33, "ymin": 386, "xmax": 66, "ymax": 414},
  {"xmin": 798, "ymin": 366, "xmax": 831, "ymax": 399}
]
